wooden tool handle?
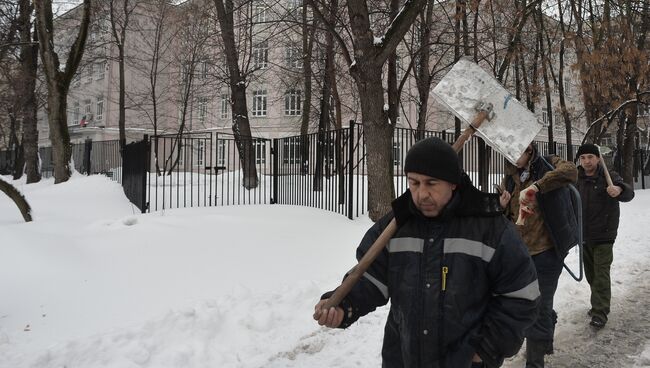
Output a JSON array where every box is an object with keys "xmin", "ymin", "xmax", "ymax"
[
  {"xmin": 599, "ymin": 156, "xmax": 614, "ymax": 187},
  {"xmin": 319, "ymin": 219, "xmax": 397, "ymax": 311},
  {"xmin": 451, "ymin": 110, "xmax": 490, "ymax": 153}
]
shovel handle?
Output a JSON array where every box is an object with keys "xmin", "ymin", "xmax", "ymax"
[
  {"xmin": 319, "ymin": 109, "xmax": 491, "ymax": 312},
  {"xmin": 599, "ymin": 156, "xmax": 614, "ymax": 187},
  {"xmin": 451, "ymin": 109, "xmax": 491, "ymax": 153},
  {"xmin": 320, "ymin": 219, "xmax": 398, "ymax": 311}
]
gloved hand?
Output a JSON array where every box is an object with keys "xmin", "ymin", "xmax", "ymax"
[{"xmin": 516, "ymin": 183, "xmax": 539, "ymax": 225}]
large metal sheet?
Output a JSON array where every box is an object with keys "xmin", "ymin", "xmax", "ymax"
[{"xmin": 432, "ymin": 58, "xmax": 543, "ymax": 164}]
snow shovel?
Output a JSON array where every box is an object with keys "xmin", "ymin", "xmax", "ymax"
[{"xmin": 315, "ymin": 58, "xmax": 543, "ymax": 314}]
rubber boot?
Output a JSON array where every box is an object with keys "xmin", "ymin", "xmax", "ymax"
[{"xmin": 525, "ymin": 339, "xmax": 550, "ymax": 368}]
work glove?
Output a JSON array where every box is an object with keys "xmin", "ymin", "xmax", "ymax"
[{"xmin": 516, "ymin": 183, "xmax": 539, "ymax": 225}]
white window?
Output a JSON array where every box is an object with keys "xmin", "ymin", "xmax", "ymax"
[
  {"xmin": 96, "ymin": 96, "xmax": 104, "ymax": 121},
  {"xmin": 287, "ymin": 0, "xmax": 302, "ymax": 16},
  {"xmin": 200, "ymin": 61, "xmax": 209, "ymax": 79},
  {"xmin": 181, "ymin": 62, "xmax": 191, "ymax": 86},
  {"xmin": 85, "ymin": 64, "xmax": 93, "ymax": 84},
  {"xmin": 220, "ymin": 94, "xmax": 230, "ymax": 119},
  {"xmin": 393, "ymin": 142, "xmax": 401, "ymax": 166},
  {"xmin": 285, "ymin": 43, "xmax": 302, "ymax": 69},
  {"xmin": 396, "ymin": 56, "xmax": 404, "ymax": 80},
  {"xmin": 196, "ymin": 140, "xmax": 205, "ymax": 166},
  {"xmin": 283, "ymin": 138, "xmax": 301, "ymax": 164},
  {"xmin": 542, "ymin": 108, "xmax": 548, "ymax": 126},
  {"xmin": 84, "ymin": 99, "xmax": 92, "ymax": 115},
  {"xmin": 252, "ymin": 89, "xmax": 267, "ymax": 116},
  {"xmin": 73, "ymin": 102, "xmax": 80, "ymax": 123},
  {"xmin": 284, "ymin": 89, "xmax": 301, "ymax": 116},
  {"xmin": 217, "ymin": 139, "xmax": 226, "ymax": 166},
  {"xmin": 253, "ymin": 0, "xmax": 267, "ymax": 23},
  {"xmin": 253, "ymin": 41, "xmax": 268, "ymax": 69},
  {"xmin": 255, "ymin": 140, "xmax": 266, "ymax": 164},
  {"xmin": 197, "ymin": 97, "xmax": 208, "ymax": 123},
  {"xmin": 96, "ymin": 61, "xmax": 106, "ymax": 80},
  {"xmin": 563, "ymin": 79, "xmax": 571, "ymax": 97}
]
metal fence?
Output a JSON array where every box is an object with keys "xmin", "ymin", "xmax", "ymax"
[
  {"xmin": 146, "ymin": 125, "xmax": 585, "ymax": 219},
  {"xmin": 1, "ymin": 126, "xmax": 645, "ymax": 219}
]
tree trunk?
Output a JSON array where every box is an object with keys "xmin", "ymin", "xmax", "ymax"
[
  {"xmin": 300, "ymin": 2, "xmax": 314, "ymax": 175},
  {"xmin": 353, "ymin": 65, "xmax": 394, "ymax": 219},
  {"xmin": 214, "ymin": 0, "xmax": 258, "ymax": 189},
  {"xmin": 19, "ymin": 0, "xmax": 40, "ymax": 183},
  {"xmin": 34, "ymin": 0, "xmax": 91, "ymax": 184},
  {"xmin": 0, "ymin": 177, "xmax": 32, "ymax": 222},
  {"xmin": 47, "ymin": 89, "xmax": 73, "ymax": 183}
]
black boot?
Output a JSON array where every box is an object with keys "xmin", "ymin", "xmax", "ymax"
[{"xmin": 525, "ymin": 339, "xmax": 550, "ymax": 368}]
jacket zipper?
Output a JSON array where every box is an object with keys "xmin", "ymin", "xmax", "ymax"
[{"xmin": 441, "ymin": 266, "xmax": 449, "ymax": 291}]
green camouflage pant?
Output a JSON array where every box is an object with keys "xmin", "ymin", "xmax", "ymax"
[{"xmin": 583, "ymin": 242, "xmax": 614, "ymax": 321}]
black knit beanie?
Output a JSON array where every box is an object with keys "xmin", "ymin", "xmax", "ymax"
[
  {"xmin": 404, "ymin": 137, "xmax": 461, "ymax": 184},
  {"xmin": 576, "ymin": 143, "xmax": 600, "ymax": 157}
]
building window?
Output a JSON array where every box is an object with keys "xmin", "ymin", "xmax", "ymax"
[
  {"xmin": 84, "ymin": 99, "xmax": 92, "ymax": 116},
  {"xmin": 255, "ymin": 140, "xmax": 266, "ymax": 164},
  {"xmin": 253, "ymin": 41, "xmax": 269, "ymax": 69},
  {"xmin": 73, "ymin": 102, "xmax": 80, "ymax": 123},
  {"xmin": 393, "ymin": 142, "xmax": 401, "ymax": 166},
  {"xmin": 196, "ymin": 140, "xmax": 205, "ymax": 166},
  {"xmin": 396, "ymin": 56, "xmax": 404, "ymax": 81},
  {"xmin": 287, "ymin": 0, "xmax": 302, "ymax": 16},
  {"xmin": 253, "ymin": 0, "xmax": 267, "ymax": 23},
  {"xmin": 563, "ymin": 79, "xmax": 571, "ymax": 97},
  {"xmin": 217, "ymin": 139, "xmax": 226, "ymax": 166},
  {"xmin": 220, "ymin": 94, "xmax": 230, "ymax": 119},
  {"xmin": 200, "ymin": 61, "xmax": 209, "ymax": 79},
  {"xmin": 85, "ymin": 64, "xmax": 93, "ymax": 84},
  {"xmin": 252, "ymin": 89, "xmax": 267, "ymax": 116},
  {"xmin": 638, "ymin": 103, "xmax": 649, "ymax": 116},
  {"xmin": 542, "ymin": 108, "xmax": 548, "ymax": 126},
  {"xmin": 197, "ymin": 97, "xmax": 208, "ymax": 123},
  {"xmin": 285, "ymin": 43, "xmax": 302, "ymax": 69},
  {"xmin": 96, "ymin": 97, "xmax": 104, "ymax": 121},
  {"xmin": 284, "ymin": 89, "xmax": 301, "ymax": 116},
  {"xmin": 283, "ymin": 138, "xmax": 301, "ymax": 164},
  {"xmin": 96, "ymin": 61, "xmax": 106, "ymax": 80}
]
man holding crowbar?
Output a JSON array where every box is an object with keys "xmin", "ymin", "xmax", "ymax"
[{"xmin": 313, "ymin": 58, "xmax": 543, "ymax": 367}]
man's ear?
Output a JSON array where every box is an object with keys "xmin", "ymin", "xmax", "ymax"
[{"xmin": 451, "ymin": 184, "xmax": 457, "ymax": 191}]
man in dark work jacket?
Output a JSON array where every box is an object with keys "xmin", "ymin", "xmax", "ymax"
[
  {"xmin": 576, "ymin": 143, "xmax": 634, "ymax": 329},
  {"xmin": 314, "ymin": 137, "xmax": 540, "ymax": 368}
]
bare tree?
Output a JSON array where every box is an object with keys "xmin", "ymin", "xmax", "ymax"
[
  {"xmin": 107, "ymin": 0, "xmax": 137, "ymax": 151},
  {"xmin": 310, "ymin": 0, "xmax": 429, "ymax": 220},
  {"xmin": 34, "ymin": 0, "xmax": 92, "ymax": 183},
  {"xmin": 213, "ymin": 0, "xmax": 259, "ymax": 189},
  {"xmin": 17, "ymin": 0, "xmax": 39, "ymax": 183},
  {"xmin": 0, "ymin": 176, "xmax": 32, "ymax": 221}
]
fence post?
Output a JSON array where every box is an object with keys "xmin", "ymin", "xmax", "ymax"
[
  {"xmin": 143, "ymin": 134, "xmax": 150, "ymax": 213},
  {"xmin": 641, "ymin": 148, "xmax": 646, "ymax": 190},
  {"xmin": 348, "ymin": 120, "xmax": 355, "ymax": 219},
  {"xmin": 83, "ymin": 138, "xmax": 92, "ymax": 175},
  {"xmin": 272, "ymin": 138, "xmax": 279, "ymax": 204}
]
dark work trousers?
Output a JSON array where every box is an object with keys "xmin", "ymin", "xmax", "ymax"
[
  {"xmin": 525, "ymin": 249, "xmax": 564, "ymax": 342},
  {"xmin": 583, "ymin": 242, "xmax": 614, "ymax": 321}
]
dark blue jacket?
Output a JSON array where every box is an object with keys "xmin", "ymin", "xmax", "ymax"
[{"xmin": 325, "ymin": 175, "xmax": 539, "ymax": 368}]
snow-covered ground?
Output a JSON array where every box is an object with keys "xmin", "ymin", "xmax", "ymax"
[{"xmin": 1, "ymin": 174, "xmax": 648, "ymax": 367}]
